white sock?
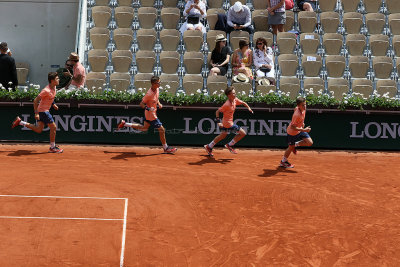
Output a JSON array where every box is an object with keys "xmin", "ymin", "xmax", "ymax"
[
  {"xmin": 295, "ymin": 141, "xmax": 300, "ymax": 147},
  {"xmin": 282, "ymin": 156, "xmax": 287, "ymax": 162},
  {"xmin": 163, "ymin": 144, "xmax": 168, "ymax": 149},
  {"xmin": 228, "ymin": 139, "xmax": 236, "ymax": 146},
  {"xmin": 208, "ymin": 141, "xmax": 215, "ymax": 148},
  {"xmin": 50, "ymin": 142, "xmax": 55, "ymax": 148},
  {"xmin": 19, "ymin": 121, "xmax": 27, "ymax": 126},
  {"xmin": 125, "ymin": 122, "xmax": 133, "ymax": 127}
]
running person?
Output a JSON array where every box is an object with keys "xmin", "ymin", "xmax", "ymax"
[
  {"xmin": 117, "ymin": 76, "xmax": 177, "ymax": 154},
  {"xmin": 280, "ymin": 96, "xmax": 313, "ymax": 168},
  {"xmin": 204, "ymin": 86, "xmax": 253, "ymax": 157},
  {"xmin": 11, "ymin": 72, "xmax": 63, "ymax": 153}
]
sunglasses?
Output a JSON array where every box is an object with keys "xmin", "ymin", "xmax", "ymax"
[
  {"xmin": 66, "ymin": 64, "xmax": 73, "ymax": 67},
  {"xmin": 257, "ymin": 43, "xmax": 263, "ymax": 45}
]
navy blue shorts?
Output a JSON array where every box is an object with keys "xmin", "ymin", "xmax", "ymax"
[
  {"xmin": 287, "ymin": 131, "xmax": 310, "ymax": 145},
  {"xmin": 38, "ymin": 111, "xmax": 54, "ymax": 124},
  {"xmin": 221, "ymin": 124, "xmax": 241, "ymax": 134},
  {"xmin": 145, "ymin": 118, "xmax": 162, "ymax": 129}
]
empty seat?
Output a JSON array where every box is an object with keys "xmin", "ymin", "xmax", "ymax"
[
  {"xmin": 302, "ymin": 54, "xmax": 322, "ymax": 77},
  {"xmin": 160, "ymin": 51, "xmax": 180, "ymax": 74},
  {"xmin": 298, "ymin": 11, "xmax": 317, "ymax": 33},
  {"xmin": 373, "ymin": 56, "xmax": 393, "ymax": 79},
  {"xmin": 393, "ymin": 35, "xmax": 400, "ymax": 57},
  {"xmin": 183, "ymin": 52, "xmax": 204, "ymax": 74},
  {"xmin": 304, "ymin": 77, "xmax": 324, "ymax": 92},
  {"xmin": 115, "ymin": 6, "xmax": 134, "ymax": 28},
  {"xmin": 162, "ymin": 0, "xmax": 178, "ymax": 8},
  {"xmin": 320, "ymin": 12, "xmax": 340, "ymax": 34},
  {"xmin": 232, "ymin": 82, "xmax": 252, "ymax": 96},
  {"xmin": 110, "ymin": 72, "xmax": 131, "ymax": 91},
  {"xmin": 183, "ymin": 30, "xmax": 203, "ymax": 52},
  {"xmin": 278, "ymin": 54, "xmax": 298, "ymax": 76},
  {"xmin": 279, "ymin": 77, "xmax": 300, "ymax": 100},
  {"xmin": 300, "ymin": 33, "xmax": 319, "ymax": 54},
  {"xmin": 95, "ymin": 0, "xmax": 110, "ymax": 6},
  {"xmin": 90, "ymin": 27, "xmax": 110, "ymax": 49},
  {"xmin": 229, "ymin": 31, "xmax": 250, "ymax": 51},
  {"xmin": 325, "ymin": 55, "xmax": 346, "ymax": 78},
  {"xmin": 207, "ymin": 30, "xmax": 226, "ymax": 52},
  {"xmin": 159, "ymin": 74, "xmax": 179, "ymax": 93},
  {"xmin": 92, "ymin": 6, "xmax": 112, "ymax": 27},
  {"xmin": 118, "ymin": 0, "xmax": 132, "ymax": 6},
  {"xmin": 134, "ymin": 73, "xmax": 153, "ymax": 89},
  {"xmin": 16, "ymin": 62, "xmax": 29, "ymax": 86},
  {"xmin": 135, "ymin": 51, "xmax": 156, "ymax": 73},
  {"xmin": 323, "ymin": 33, "xmax": 343, "ymax": 55},
  {"xmin": 207, "ymin": 75, "xmax": 227, "ymax": 95},
  {"xmin": 88, "ymin": 49, "xmax": 109, "ymax": 72},
  {"xmin": 277, "ymin": 32, "xmax": 297, "ymax": 54},
  {"xmin": 86, "ymin": 72, "xmax": 106, "ymax": 92},
  {"xmin": 363, "ymin": 0, "xmax": 382, "ymax": 13},
  {"xmin": 139, "ymin": 0, "xmax": 156, "ymax": 7},
  {"xmin": 341, "ymin": 0, "xmax": 360, "ymax": 12},
  {"xmin": 208, "ymin": 0, "xmax": 224, "ymax": 9},
  {"xmin": 365, "ymin": 13, "xmax": 385, "ymax": 35},
  {"xmin": 369, "ymin": 34, "xmax": 389, "ymax": 56},
  {"xmin": 343, "ymin": 12, "xmax": 363, "ymax": 34},
  {"xmin": 138, "ymin": 7, "xmax": 157, "ymax": 29},
  {"xmin": 207, "ymin": 9, "xmax": 225, "ymax": 31},
  {"xmin": 319, "ymin": 0, "xmax": 337, "ymax": 12},
  {"xmin": 256, "ymin": 78, "xmax": 276, "ymax": 95},
  {"xmin": 112, "ymin": 50, "xmax": 133, "ymax": 72},
  {"xmin": 351, "ymin": 79, "xmax": 373, "ymax": 96},
  {"xmin": 346, "ymin": 34, "xmax": 366, "ymax": 56},
  {"xmin": 253, "ymin": 31, "xmax": 273, "ymax": 48},
  {"xmin": 252, "ymin": 9, "xmax": 269, "ymax": 32},
  {"xmin": 184, "ymin": 74, "xmax": 203, "ymax": 94},
  {"xmin": 160, "ymin": 29, "xmax": 180, "ymax": 51},
  {"xmin": 161, "ymin": 7, "xmax": 180, "ymax": 29},
  {"xmin": 253, "ymin": 0, "xmax": 268, "ymax": 10},
  {"xmin": 284, "ymin": 10, "xmax": 294, "ymax": 32},
  {"xmin": 229, "ymin": 0, "xmax": 246, "ymax": 5},
  {"xmin": 386, "ymin": 0, "xmax": 400, "ymax": 14},
  {"xmin": 376, "ymin": 80, "xmax": 398, "ymax": 98},
  {"xmin": 348, "ymin": 56, "xmax": 369, "ymax": 78},
  {"xmin": 389, "ymin": 14, "xmax": 400, "ymax": 35},
  {"xmin": 328, "ymin": 78, "xmax": 349, "ymax": 100},
  {"xmin": 136, "ymin": 29, "xmax": 157, "ymax": 51},
  {"xmin": 113, "ymin": 28, "xmax": 133, "ymax": 50}
]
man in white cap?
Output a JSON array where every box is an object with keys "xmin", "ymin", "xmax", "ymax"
[{"xmin": 226, "ymin": 1, "xmax": 253, "ymax": 34}]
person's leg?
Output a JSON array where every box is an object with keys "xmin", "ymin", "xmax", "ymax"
[
  {"xmin": 157, "ymin": 125, "xmax": 167, "ymax": 146},
  {"xmin": 156, "ymin": 124, "xmax": 177, "ymax": 153},
  {"xmin": 243, "ymin": 25, "xmax": 254, "ymax": 34},
  {"xmin": 225, "ymin": 127, "xmax": 245, "ymax": 154},
  {"xmin": 187, "ymin": 26, "xmax": 195, "ymax": 31},
  {"xmin": 226, "ymin": 25, "xmax": 234, "ymax": 34},
  {"xmin": 296, "ymin": 137, "xmax": 313, "ymax": 147},
  {"xmin": 48, "ymin": 122, "xmax": 57, "ymax": 145},
  {"xmin": 208, "ymin": 131, "xmax": 228, "ymax": 148},
  {"xmin": 271, "ymin": 25, "xmax": 278, "ymax": 35},
  {"xmin": 284, "ymin": 145, "xmax": 295, "ymax": 159},
  {"xmin": 277, "ymin": 24, "xmax": 284, "ymax": 33},
  {"xmin": 25, "ymin": 121, "xmax": 45, "ymax": 133},
  {"xmin": 256, "ymin": 70, "xmax": 266, "ymax": 78},
  {"xmin": 120, "ymin": 120, "xmax": 150, "ymax": 132},
  {"xmin": 210, "ymin": 67, "xmax": 221, "ymax": 76},
  {"xmin": 231, "ymin": 128, "xmax": 246, "ymax": 144}
]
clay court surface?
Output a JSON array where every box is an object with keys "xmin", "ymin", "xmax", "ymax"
[{"xmin": 0, "ymin": 143, "xmax": 400, "ymax": 266}]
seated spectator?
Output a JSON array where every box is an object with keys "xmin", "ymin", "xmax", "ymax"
[
  {"xmin": 209, "ymin": 34, "xmax": 231, "ymax": 76},
  {"xmin": 180, "ymin": 0, "xmax": 207, "ymax": 34},
  {"xmin": 56, "ymin": 60, "xmax": 74, "ymax": 89},
  {"xmin": 267, "ymin": 0, "xmax": 286, "ymax": 35},
  {"xmin": 297, "ymin": 0, "xmax": 316, "ymax": 11},
  {"xmin": 253, "ymin": 37, "xmax": 275, "ymax": 85},
  {"xmin": 231, "ymin": 39, "xmax": 253, "ymax": 80},
  {"xmin": 227, "ymin": 2, "xmax": 254, "ymax": 34},
  {"xmin": 0, "ymin": 42, "xmax": 18, "ymax": 90},
  {"xmin": 66, "ymin": 52, "xmax": 86, "ymax": 92}
]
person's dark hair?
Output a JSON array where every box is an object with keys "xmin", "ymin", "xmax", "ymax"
[
  {"xmin": 215, "ymin": 40, "xmax": 224, "ymax": 52},
  {"xmin": 224, "ymin": 86, "xmax": 235, "ymax": 96},
  {"xmin": 255, "ymin": 37, "xmax": 267, "ymax": 50},
  {"xmin": 296, "ymin": 96, "xmax": 306, "ymax": 106},
  {"xmin": 48, "ymin": 72, "xmax": 58, "ymax": 83},
  {"xmin": 0, "ymin": 42, "xmax": 7, "ymax": 52},
  {"xmin": 151, "ymin": 75, "xmax": 160, "ymax": 84},
  {"xmin": 239, "ymin": 39, "xmax": 249, "ymax": 49}
]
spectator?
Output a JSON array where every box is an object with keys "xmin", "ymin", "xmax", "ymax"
[
  {"xmin": 0, "ymin": 42, "xmax": 12, "ymax": 56},
  {"xmin": 267, "ymin": 0, "xmax": 286, "ymax": 35},
  {"xmin": 56, "ymin": 60, "xmax": 74, "ymax": 89},
  {"xmin": 231, "ymin": 39, "xmax": 253, "ymax": 80},
  {"xmin": 253, "ymin": 37, "xmax": 275, "ymax": 85},
  {"xmin": 66, "ymin": 52, "xmax": 86, "ymax": 91},
  {"xmin": 180, "ymin": 0, "xmax": 207, "ymax": 34},
  {"xmin": 227, "ymin": 2, "xmax": 254, "ymax": 34},
  {"xmin": 297, "ymin": 0, "xmax": 316, "ymax": 11},
  {"xmin": 0, "ymin": 42, "xmax": 18, "ymax": 90},
  {"xmin": 209, "ymin": 34, "xmax": 231, "ymax": 76}
]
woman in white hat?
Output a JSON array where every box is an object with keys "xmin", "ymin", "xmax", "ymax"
[
  {"xmin": 180, "ymin": 0, "xmax": 207, "ymax": 34},
  {"xmin": 231, "ymin": 39, "xmax": 253, "ymax": 80},
  {"xmin": 253, "ymin": 37, "xmax": 275, "ymax": 84},
  {"xmin": 209, "ymin": 34, "xmax": 231, "ymax": 76}
]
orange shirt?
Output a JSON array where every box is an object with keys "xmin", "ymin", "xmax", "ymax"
[
  {"xmin": 218, "ymin": 97, "xmax": 244, "ymax": 128},
  {"xmin": 37, "ymin": 85, "xmax": 56, "ymax": 112},
  {"xmin": 287, "ymin": 107, "xmax": 306, "ymax": 136},
  {"xmin": 142, "ymin": 87, "xmax": 159, "ymax": 121}
]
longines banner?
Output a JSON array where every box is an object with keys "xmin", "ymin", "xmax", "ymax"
[{"xmin": 1, "ymin": 105, "xmax": 399, "ymax": 150}]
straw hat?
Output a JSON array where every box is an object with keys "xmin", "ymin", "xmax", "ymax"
[
  {"xmin": 233, "ymin": 73, "xmax": 249, "ymax": 83},
  {"xmin": 258, "ymin": 78, "xmax": 271, "ymax": 86},
  {"xmin": 68, "ymin": 52, "xmax": 79, "ymax": 61},
  {"xmin": 215, "ymin": 34, "xmax": 227, "ymax": 42},
  {"xmin": 233, "ymin": 1, "xmax": 243, "ymax": 12}
]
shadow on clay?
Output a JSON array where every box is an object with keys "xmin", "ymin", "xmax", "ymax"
[
  {"xmin": 7, "ymin": 150, "xmax": 49, "ymax": 157},
  {"xmin": 188, "ymin": 155, "xmax": 233, "ymax": 166},
  {"xmin": 103, "ymin": 151, "xmax": 160, "ymax": 160},
  {"xmin": 259, "ymin": 166, "xmax": 298, "ymax": 177}
]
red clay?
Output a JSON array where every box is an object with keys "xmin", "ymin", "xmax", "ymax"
[{"xmin": 0, "ymin": 144, "xmax": 400, "ymax": 266}]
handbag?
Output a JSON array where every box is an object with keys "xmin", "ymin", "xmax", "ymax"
[
  {"xmin": 285, "ymin": 0, "xmax": 294, "ymax": 10},
  {"xmin": 259, "ymin": 67, "xmax": 271, "ymax": 73},
  {"xmin": 187, "ymin": 15, "xmax": 200, "ymax": 25}
]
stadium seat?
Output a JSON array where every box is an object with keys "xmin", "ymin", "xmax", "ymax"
[
  {"xmin": 95, "ymin": 0, "xmax": 110, "ymax": 6},
  {"xmin": 139, "ymin": 0, "xmax": 156, "ymax": 7},
  {"xmin": 160, "ymin": 51, "xmax": 180, "ymax": 74},
  {"xmin": 231, "ymin": 82, "xmax": 252, "ymax": 96},
  {"xmin": 303, "ymin": 77, "xmax": 325, "ymax": 92},
  {"xmin": 319, "ymin": 0, "xmax": 337, "ymax": 12},
  {"xmin": 279, "ymin": 77, "xmax": 300, "ymax": 100},
  {"xmin": 118, "ymin": 0, "xmax": 132, "ymax": 6},
  {"xmin": 110, "ymin": 72, "xmax": 131, "ymax": 91},
  {"xmin": 86, "ymin": 72, "xmax": 106, "ymax": 92},
  {"xmin": 206, "ymin": 30, "xmax": 226, "ymax": 52},
  {"xmin": 363, "ymin": 0, "xmax": 382, "ymax": 13},
  {"xmin": 256, "ymin": 83, "xmax": 276, "ymax": 95},
  {"xmin": 138, "ymin": 7, "xmax": 157, "ymax": 29},
  {"xmin": 376, "ymin": 80, "xmax": 398, "ymax": 98},
  {"xmin": 207, "ymin": 9, "xmax": 225, "ymax": 31},
  {"xmin": 351, "ymin": 79, "xmax": 373, "ymax": 96},
  {"xmin": 277, "ymin": 32, "xmax": 297, "ymax": 54},
  {"xmin": 134, "ymin": 73, "xmax": 153, "ymax": 89},
  {"xmin": 343, "ymin": 12, "xmax": 363, "ymax": 34},
  {"xmin": 341, "ymin": 0, "xmax": 360, "ymax": 12},
  {"xmin": 113, "ymin": 28, "xmax": 133, "ymax": 50},
  {"xmin": 284, "ymin": 10, "xmax": 294, "ymax": 32},
  {"xmin": 90, "ymin": 27, "xmax": 110, "ymax": 50},
  {"xmin": 369, "ymin": 34, "xmax": 389, "ymax": 56},
  {"xmin": 207, "ymin": 75, "xmax": 227, "ymax": 95},
  {"xmin": 320, "ymin": 12, "xmax": 340, "ymax": 34},
  {"xmin": 365, "ymin": 13, "xmax": 385, "ymax": 35},
  {"xmin": 325, "ymin": 55, "xmax": 346, "ymax": 78},
  {"xmin": 160, "ymin": 74, "xmax": 179, "ymax": 93},
  {"xmin": 373, "ymin": 56, "xmax": 393, "ymax": 79},
  {"xmin": 183, "ymin": 52, "xmax": 204, "ymax": 74},
  {"xmin": 388, "ymin": 14, "xmax": 400, "ymax": 35},
  {"xmin": 160, "ymin": 8, "xmax": 180, "ymax": 29},
  {"xmin": 135, "ymin": 50, "xmax": 156, "ymax": 73},
  {"xmin": 253, "ymin": 31, "xmax": 273, "ymax": 48},
  {"xmin": 160, "ymin": 29, "xmax": 180, "ymax": 51},
  {"xmin": 328, "ymin": 78, "xmax": 349, "ymax": 100},
  {"xmin": 136, "ymin": 29, "xmax": 157, "ymax": 51},
  {"xmin": 16, "ymin": 62, "xmax": 29, "ymax": 86},
  {"xmin": 298, "ymin": 11, "xmax": 317, "ymax": 33},
  {"xmin": 323, "ymin": 33, "xmax": 343, "ymax": 55},
  {"xmin": 88, "ymin": 49, "xmax": 109, "ymax": 72},
  {"xmin": 393, "ymin": 35, "xmax": 400, "ymax": 57},
  {"xmin": 386, "ymin": 0, "xmax": 400, "ymax": 14},
  {"xmin": 346, "ymin": 34, "xmax": 366, "ymax": 56},
  {"xmin": 252, "ymin": 9, "xmax": 269, "ymax": 32},
  {"xmin": 208, "ymin": 0, "xmax": 224, "ymax": 9},
  {"xmin": 278, "ymin": 54, "xmax": 298, "ymax": 76},
  {"xmin": 162, "ymin": 0, "xmax": 178, "ymax": 8},
  {"xmin": 300, "ymin": 33, "xmax": 319, "ymax": 55},
  {"xmin": 230, "ymin": 31, "xmax": 250, "ymax": 51},
  {"xmin": 183, "ymin": 74, "xmax": 203, "ymax": 94},
  {"xmin": 253, "ymin": 0, "xmax": 268, "ymax": 10},
  {"xmin": 348, "ymin": 56, "xmax": 369, "ymax": 79},
  {"xmin": 229, "ymin": 0, "xmax": 246, "ymax": 5},
  {"xmin": 183, "ymin": 30, "xmax": 204, "ymax": 52},
  {"xmin": 115, "ymin": 6, "xmax": 134, "ymax": 28},
  {"xmin": 302, "ymin": 54, "xmax": 322, "ymax": 77},
  {"xmin": 111, "ymin": 50, "xmax": 133, "ymax": 72},
  {"xmin": 92, "ymin": 6, "xmax": 112, "ymax": 28}
]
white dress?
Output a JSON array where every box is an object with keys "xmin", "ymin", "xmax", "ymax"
[
  {"xmin": 253, "ymin": 47, "xmax": 275, "ymax": 79},
  {"xmin": 180, "ymin": 0, "xmax": 207, "ymax": 34}
]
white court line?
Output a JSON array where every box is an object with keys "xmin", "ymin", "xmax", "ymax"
[
  {"xmin": 120, "ymin": 198, "xmax": 128, "ymax": 267},
  {"xmin": 0, "ymin": 216, "xmax": 123, "ymax": 221},
  {"xmin": 0, "ymin": 194, "xmax": 127, "ymax": 200}
]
